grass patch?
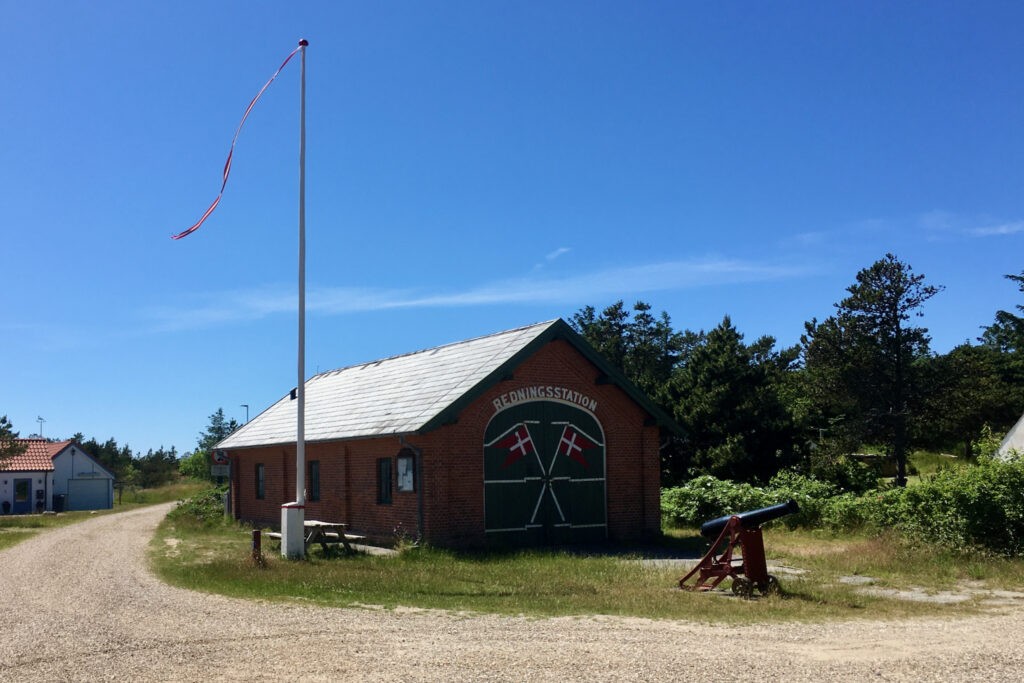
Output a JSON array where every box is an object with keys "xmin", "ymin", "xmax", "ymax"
[
  {"xmin": 0, "ymin": 509, "xmax": 117, "ymax": 550},
  {"xmin": 0, "ymin": 509, "xmax": 113, "ymax": 530},
  {"xmin": 905, "ymin": 449, "xmax": 969, "ymax": 483},
  {"xmin": 0, "ymin": 529, "xmax": 37, "ymax": 551},
  {"xmin": 765, "ymin": 527, "xmax": 1024, "ymax": 591},
  {"xmin": 115, "ymin": 479, "xmax": 213, "ymax": 508},
  {"xmin": 149, "ymin": 517, "xmax": 1021, "ymax": 622},
  {"xmin": 0, "ymin": 480, "xmax": 215, "ymax": 552}
]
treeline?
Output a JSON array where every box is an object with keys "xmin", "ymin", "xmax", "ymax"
[
  {"xmin": 0, "ymin": 407, "xmax": 241, "ymax": 489},
  {"xmin": 76, "ymin": 408, "xmax": 240, "ymax": 487},
  {"xmin": 572, "ymin": 254, "xmax": 1024, "ymax": 488},
  {"xmin": 70, "ymin": 435, "xmax": 179, "ymax": 489}
]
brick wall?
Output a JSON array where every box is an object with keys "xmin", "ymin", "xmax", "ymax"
[{"xmin": 228, "ymin": 337, "xmax": 662, "ymax": 547}]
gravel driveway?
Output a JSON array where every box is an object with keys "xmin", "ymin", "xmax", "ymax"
[{"xmin": 1, "ymin": 504, "xmax": 1023, "ymax": 682}]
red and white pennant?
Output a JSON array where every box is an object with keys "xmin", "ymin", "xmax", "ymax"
[{"xmin": 171, "ymin": 41, "xmax": 307, "ymax": 240}]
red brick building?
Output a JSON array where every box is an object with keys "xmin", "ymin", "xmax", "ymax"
[{"xmin": 219, "ymin": 319, "xmax": 678, "ymax": 548}]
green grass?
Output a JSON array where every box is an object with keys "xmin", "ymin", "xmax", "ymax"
[
  {"xmin": 115, "ymin": 479, "xmax": 212, "ymax": 507},
  {"xmin": 902, "ymin": 449, "xmax": 971, "ymax": 486},
  {"xmin": 907, "ymin": 449, "xmax": 969, "ymax": 477},
  {"xmin": 0, "ymin": 509, "xmax": 117, "ymax": 549},
  {"xmin": 149, "ymin": 517, "xmax": 1024, "ymax": 623},
  {"xmin": 0, "ymin": 480, "xmax": 213, "ymax": 551},
  {"xmin": 0, "ymin": 530, "xmax": 37, "ymax": 551},
  {"xmin": 762, "ymin": 527, "xmax": 1024, "ymax": 590}
]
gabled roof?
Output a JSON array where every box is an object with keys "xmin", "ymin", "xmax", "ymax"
[
  {"xmin": 219, "ymin": 319, "xmax": 679, "ymax": 450},
  {"xmin": 0, "ymin": 439, "xmax": 72, "ymax": 472}
]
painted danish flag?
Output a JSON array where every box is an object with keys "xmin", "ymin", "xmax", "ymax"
[
  {"xmin": 557, "ymin": 425, "xmax": 596, "ymax": 468},
  {"xmin": 495, "ymin": 425, "xmax": 536, "ymax": 468}
]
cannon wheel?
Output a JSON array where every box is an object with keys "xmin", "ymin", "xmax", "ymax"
[
  {"xmin": 731, "ymin": 577, "xmax": 754, "ymax": 598},
  {"xmin": 757, "ymin": 575, "xmax": 781, "ymax": 596}
]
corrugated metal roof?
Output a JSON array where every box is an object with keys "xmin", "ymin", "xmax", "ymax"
[
  {"xmin": 0, "ymin": 439, "xmax": 70, "ymax": 472},
  {"xmin": 219, "ymin": 320, "xmax": 560, "ymax": 449}
]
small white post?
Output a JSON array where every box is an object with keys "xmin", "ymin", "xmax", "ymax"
[{"xmin": 281, "ymin": 501, "xmax": 305, "ymax": 558}]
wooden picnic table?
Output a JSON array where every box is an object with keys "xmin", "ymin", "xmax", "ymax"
[
  {"xmin": 303, "ymin": 520, "xmax": 356, "ymax": 554},
  {"xmin": 266, "ymin": 520, "xmax": 365, "ymax": 555}
]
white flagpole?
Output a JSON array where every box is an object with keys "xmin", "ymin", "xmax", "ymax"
[
  {"xmin": 296, "ymin": 38, "xmax": 308, "ymax": 508},
  {"xmin": 283, "ymin": 38, "xmax": 309, "ymax": 559}
]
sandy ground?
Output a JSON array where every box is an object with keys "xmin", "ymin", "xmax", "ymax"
[{"xmin": 1, "ymin": 503, "xmax": 1023, "ymax": 682}]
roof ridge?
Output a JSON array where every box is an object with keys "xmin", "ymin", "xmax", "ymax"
[
  {"xmin": 312, "ymin": 319, "xmax": 559, "ymax": 379},
  {"xmin": 15, "ymin": 437, "xmax": 72, "ymax": 444}
]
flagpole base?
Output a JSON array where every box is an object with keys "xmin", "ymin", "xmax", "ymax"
[{"xmin": 281, "ymin": 502, "xmax": 306, "ymax": 559}]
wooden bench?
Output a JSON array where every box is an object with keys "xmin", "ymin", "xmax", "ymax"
[{"xmin": 263, "ymin": 526, "xmax": 365, "ymax": 555}]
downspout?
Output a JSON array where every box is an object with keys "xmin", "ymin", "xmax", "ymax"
[
  {"xmin": 640, "ymin": 427, "xmax": 647, "ymax": 538},
  {"xmin": 399, "ymin": 435, "xmax": 424, "ymax": 540},
  {"xmin": 343, "ymin": 444, "xmax": 351, "ymax": 525}
]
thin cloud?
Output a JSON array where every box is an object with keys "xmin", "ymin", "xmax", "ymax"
[
  {"xmin": 919, "ymin": 211, "xmax": 1024, "ymax": 239},
  {"xmin": 144, "ymin": 257, "xmax": 811, "ymax": 332},
  {"xmin": 969, "ymin": 221, "xmax": 1024, "ymax": 237},
  {"xmin": 533, "ymin": 246, "xmax": 572, "ymax": 272}
]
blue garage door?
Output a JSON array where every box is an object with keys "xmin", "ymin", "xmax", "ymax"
[{"xmin": 67, "ymin": 479, "xmax": 111, "ymax": 511}]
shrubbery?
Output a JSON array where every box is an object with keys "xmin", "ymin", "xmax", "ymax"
[
  {"xmin": 895, "ymin": 456, "xmax": 1024, "ymax": 555},
  {"xmin": 662, "ymin": 453, "xmax": 1024, "ymax": 555},
  {"xmin": 166, "ymin": 486, "xmax": 229, "ymax": 528},
  {"xmin": 660, "ymin": 475, "xmax": 770, "ymax": 528},
  {"xmin": 661, "ymin": 471, "xmax": 835, "ymax": 529}
]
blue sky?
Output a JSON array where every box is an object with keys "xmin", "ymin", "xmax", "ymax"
[{"xmin": 2, "ymin": 2, "xmax": 1022, "ymax": 455}]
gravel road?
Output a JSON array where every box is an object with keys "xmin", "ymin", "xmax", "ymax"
[{"xmin": 1, "ymin": 504, "xmax": 1023, "ymax": 682}]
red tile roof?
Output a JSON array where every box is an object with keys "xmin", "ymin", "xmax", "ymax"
[{"xmin": 0, "ymin": 439, "xmax": 71, "ymax": 472}]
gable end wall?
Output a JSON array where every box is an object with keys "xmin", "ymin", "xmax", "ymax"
[{"xmin": 228, "ymin": 338, "xmax": 661, "ymax": 548}]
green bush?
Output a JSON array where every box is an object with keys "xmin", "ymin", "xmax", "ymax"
[
  {"xmin": 818, "ymin": 487, "xmax": 904, "ymax": 531},
  {"xmin": 892, "ymin": 454, "xmax": 1024, "ymax": 555},
  {"xmin": 662, "ymin": 475, "xmax": 774, "ymax": 528},
  {"xmin": 664, "ymin": 455, "xmax": 1024, "ymax": 555},
  {"xmin": 167, "ymin": 486, "xmax": 229, "ymax": 528},
  {"xmin": 764, "ymin": 470, "xmax": 837, "ymax": 527}
]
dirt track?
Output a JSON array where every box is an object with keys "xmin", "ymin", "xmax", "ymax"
[{"xmin": 1, "ymin": 504, "xmax": 1023, "ymax": 682}]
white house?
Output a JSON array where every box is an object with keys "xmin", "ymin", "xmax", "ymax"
[
  {"xmin": 998, "ymin": 413, "xmax": 1024, "ymax": 460},
  {"xmin": 0, "ymin": 439, "xmax": 114, "ymax": 514}
]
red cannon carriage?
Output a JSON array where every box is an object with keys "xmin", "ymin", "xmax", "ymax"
[{"xmin": 678, "ymin": 499, "xmax": 799, "ymax": 598}]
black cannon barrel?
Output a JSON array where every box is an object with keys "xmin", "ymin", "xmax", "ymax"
[{"xmin": 699, "ymin": 499, "xmax": 800, "ymax": 538}]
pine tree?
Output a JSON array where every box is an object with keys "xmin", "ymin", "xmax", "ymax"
[
  {"xmin": 802, "ymin": 254, "xmax": 941, "ymax": 485},
  {"xmin": 1, "ymin": 415, "xmax": 26, "ymax": 465}
]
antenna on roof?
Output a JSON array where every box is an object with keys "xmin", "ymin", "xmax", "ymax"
[{"xmin": 37, "ymin": 416, "xmax": 45, "ymax": 438}]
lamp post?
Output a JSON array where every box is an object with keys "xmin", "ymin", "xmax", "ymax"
[{"xmin": 240, "ymin": 404, "xmax": 249, "ymax": 424}]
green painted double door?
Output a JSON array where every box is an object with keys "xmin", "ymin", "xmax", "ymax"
[{"xmin": 483, "ymin": 400, "xmax": 606, "ymax": 546}]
